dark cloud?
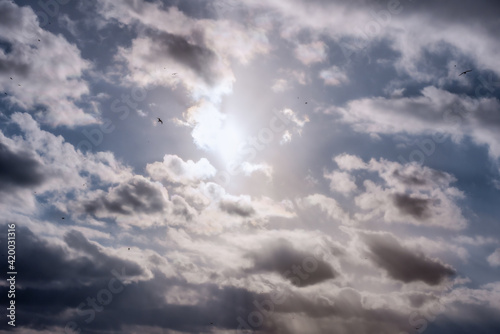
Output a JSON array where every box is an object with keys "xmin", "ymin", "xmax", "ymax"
[
  {"xmin": 9, "ymin": 226, "xmax": 143, "ymax": 288},
  {"xmin": 393, "ymin": 193, "xmax": 432, "ymax": 220},
  {"xmin": 247, "ymin": 239, "xmax": 336, "ymax": 287},
  {"xmin": 364, "ymin": 233, "xmax": 455, "ymax": 285},
  {"xmin": 0, "ymin": 224, "xmax": 270, "ymax": 333},
  {"xmin": 0, "ymin": 141, "xmax": 46, "ymax": 191},
  {"xmin": 144, "ymin": 30, "xmax": 218, "ymax": 85},
  {"xmin": 219, "ymin": 199, "xmax": 255, "ymax": 217},
  {"xmin": 392, "ymin": 170, "xmax": 427, "ymax": 186},
  {"xmin": 0, "ymin": 58, "xmax": 30, "ymax": 76},
  {"xmin": 84, "ymin": 177, "xmax": 168, "ymax": 216},
  {"xmin": 0, "ymin": 1, "xmax": 20, "ymax": 28}
]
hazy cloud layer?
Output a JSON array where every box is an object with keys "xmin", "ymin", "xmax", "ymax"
[{"xmin": 0, "ymin": 0, "xmax": 499, "ymax": 333}]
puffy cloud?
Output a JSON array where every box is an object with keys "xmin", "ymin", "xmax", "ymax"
[
  {"xmin": 323, "ymin": 170, "xmax": 357, "ymax": 195},
  {"xmin": 0, "ymin": 1, "xmax": 96, "ymax": 127},
  {"xmin": 487, "ymin": 248, "xmax": 500, "ymax": 267},
  {"xmin": 361, "ymin": 232, "xmax": 456, "ymax": 286},
  {"xmin": 334, "ymin": 153, "xmax": 367, "ymax": 171},
  {"xmin": 246, "ymin": 238, "xmax": 337, "ymax": 287},
  {"xmin": 81, "ymin": 176, "xmax": 169, "ymax": 218},
  {"xmin": 0, "ymin": 141, "xmax": 46, "ymax": 191},
  {"xmin": 219, "ymin": 198, "xmax": 255, "ymax": 217},
  {"xmin": 343, "ymin": 155, "xmax": 467, "ymax": 229},
  {"xmin": 147, "ymin": 154, "xmax": 216, "ymax": 185},
  {"xmin": 0, "ymin": 112, "xmax": 133, "ymax": 215},
  {"xmin": 294, "ymin": 41, "xmax": 327, "ymax": 65},
  {"xmin": 335, "ymin": 86, "xmax": 500, "ymax": 166}
]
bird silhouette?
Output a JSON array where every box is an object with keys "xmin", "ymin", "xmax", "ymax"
[
  {"xmin": 157, "ymin": 117, "xmax": 163, "ymax": 124},
  {"xmin": 459, "ymin": 69, "xmax": 472, "ymax": 76}
]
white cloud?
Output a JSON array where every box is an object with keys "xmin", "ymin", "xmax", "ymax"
[
  {"xmin": 294, "ymin": 41, "xmax": 327, "ymax": 65},
  {"xmin": 147, "ymin": 154, "xmax": 216, "ymax": 185},
  {"xmin": 324, "ymin": 170, "xmax": 357, "ymax": 195},
  {"xmin": 334, "ymin": 153, "xmax": 367, "ymax": 171},
  {"xmin": 0, "ymin": 2, "xmax": 96, "ymax": 127},
  {"xmin": 335, "ymin": 86, "xmax": 500, "ymax": 166},
  {"xmin": 487, "ymin": 248, "xmax": 500, "ymax": 267},
  {"xmin": 271, "ymin": 78, "xmax": 291, "ymax": 92},
  {"xmin": 241, "ymin": 162, "xmax": 274, "ymax": 179},
  {"xmin": 319, "ymin": 65, "xmax": 349, "ymax": 86}
]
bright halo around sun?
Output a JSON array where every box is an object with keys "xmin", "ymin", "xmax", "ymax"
[{"xmin": 214, "ymin": 119, "xmax": 244, "ymax": 164}]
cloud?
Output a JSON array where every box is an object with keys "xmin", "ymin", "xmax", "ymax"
[
  {"xmin": 82, "ymin": 176, "xmax": 169, "ymax": 217},
  {"xmin": 11, "ymin": 226, "xmax": 143, "ymax": 289},
  {"xmin": 338, "ymin": 154, "xmax": 468, "ymax": 229},
  {"xmin": 219, "ymin": 198, "xmax": 255, "ymax": 217},
  {"xmin": 294, "ymin": 41, "xmax": 327, "ymax": 65},
  {"xmin": 271, "ymin": 78, "xmax": 292, "ymax": 92},
  {"xmin": 334, "ymin": 153, "xmax": 367, "ymax": 171},
  {"xmin": 277, "ymin": 108, "xmax": 309, "ymax": 144},
  {"xmin": 392, "ymin": 193, "xmax": 432, "ymax": 220},
  {"xmin": 335, "ymin": 86, "xmax": 500, "ymax": 166},
  {"xmin": 301, "ymin": 194, "xmax": 353, "ymax": 226},
  {"xmin": 319, "ymin": 65, "xmax": 349, "ymax": 86},
  {"xmin": 362, "ymin": 232, "xmax": 456, "ymax": 285},
  {"xmin": 0, "ymin": 112, "xmax": 133, "ymax": 215},
  {"xmin": 487, "ymin": 248, "xmax": 500, "ymax": 267},
  {"xmin": 323, "ymin": 170, "xmax": 357, "ymax": 195},
  {"xmin": 0, "ymin": 141, "xmax": 46, "ymax": 191},
  {"xmin": 147, "ymin": 154, "xmax": 216, "ymax": 185},
  {"xmin": 240, "ymin": 162, "xmax": 274, "ymax": 179},
  {"xmin": 0, "ymin": 1, "xmax": 96, "ymax": 127},
  {"xmin": 246, "ymin": 238, "xmax": 337, "ymax": 287}
]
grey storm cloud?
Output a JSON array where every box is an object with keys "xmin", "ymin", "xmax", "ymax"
[
  {"xmin": 83, "ymin": 177, "xmax": 168, "ymax": 216},
  {"xmin": 0, "ymin": 225, "xmax": 272, "ymax": 333},
  {"xmin": 0, "ymin": 141, "xmax": 46, "ymax": 191},
  {"xmin": 219, "ymin": 199, "xmax": 255, "ymax": 217},
  {"xmin": 247, "ymin": 239, "xmax": 336, "ymax": 287},
  {"xmin": 5, "ymin": 226, "xmax": 142, "ymax": 288},
  {"xmin": 363, "ymin": 233, "xmax": 455, "ymax": 285},
  {"xmin": 393, "ymin": 193, "xmax": 432, "ymax": 220}
]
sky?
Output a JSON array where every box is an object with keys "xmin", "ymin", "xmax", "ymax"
[{"xmin": 1, "ymin": 0, "xmax": 500, "ymax": 333}]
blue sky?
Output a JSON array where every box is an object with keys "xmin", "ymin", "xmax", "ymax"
[{"xmin": 1, "ymin": 0, "xmax": 500, "ymax": 333}]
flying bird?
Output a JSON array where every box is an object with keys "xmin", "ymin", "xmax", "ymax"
[
  {"xmin": 459, "ymin": 69, "xmax": 472, "ymax": 76},
  {"xmin": 157, "ymin": 117, "xmax": 163, "ymax": 124}
]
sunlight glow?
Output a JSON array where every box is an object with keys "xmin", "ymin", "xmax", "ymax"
[{"xmin": 214, "ymin": 119, "xmax": 244, "ymax": 163}]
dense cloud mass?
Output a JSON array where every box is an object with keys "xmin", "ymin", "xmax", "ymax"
[
  {"xmin": 363, "ymin": 232, "xmax": 456, "ymax": 285},
  {"xmin": 0, "ymin": 141, "xmax": 45, "ymax": 190},
  {"xmin": 0, "ymin": 0, "xmax": 499, "ymax": 333}
]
